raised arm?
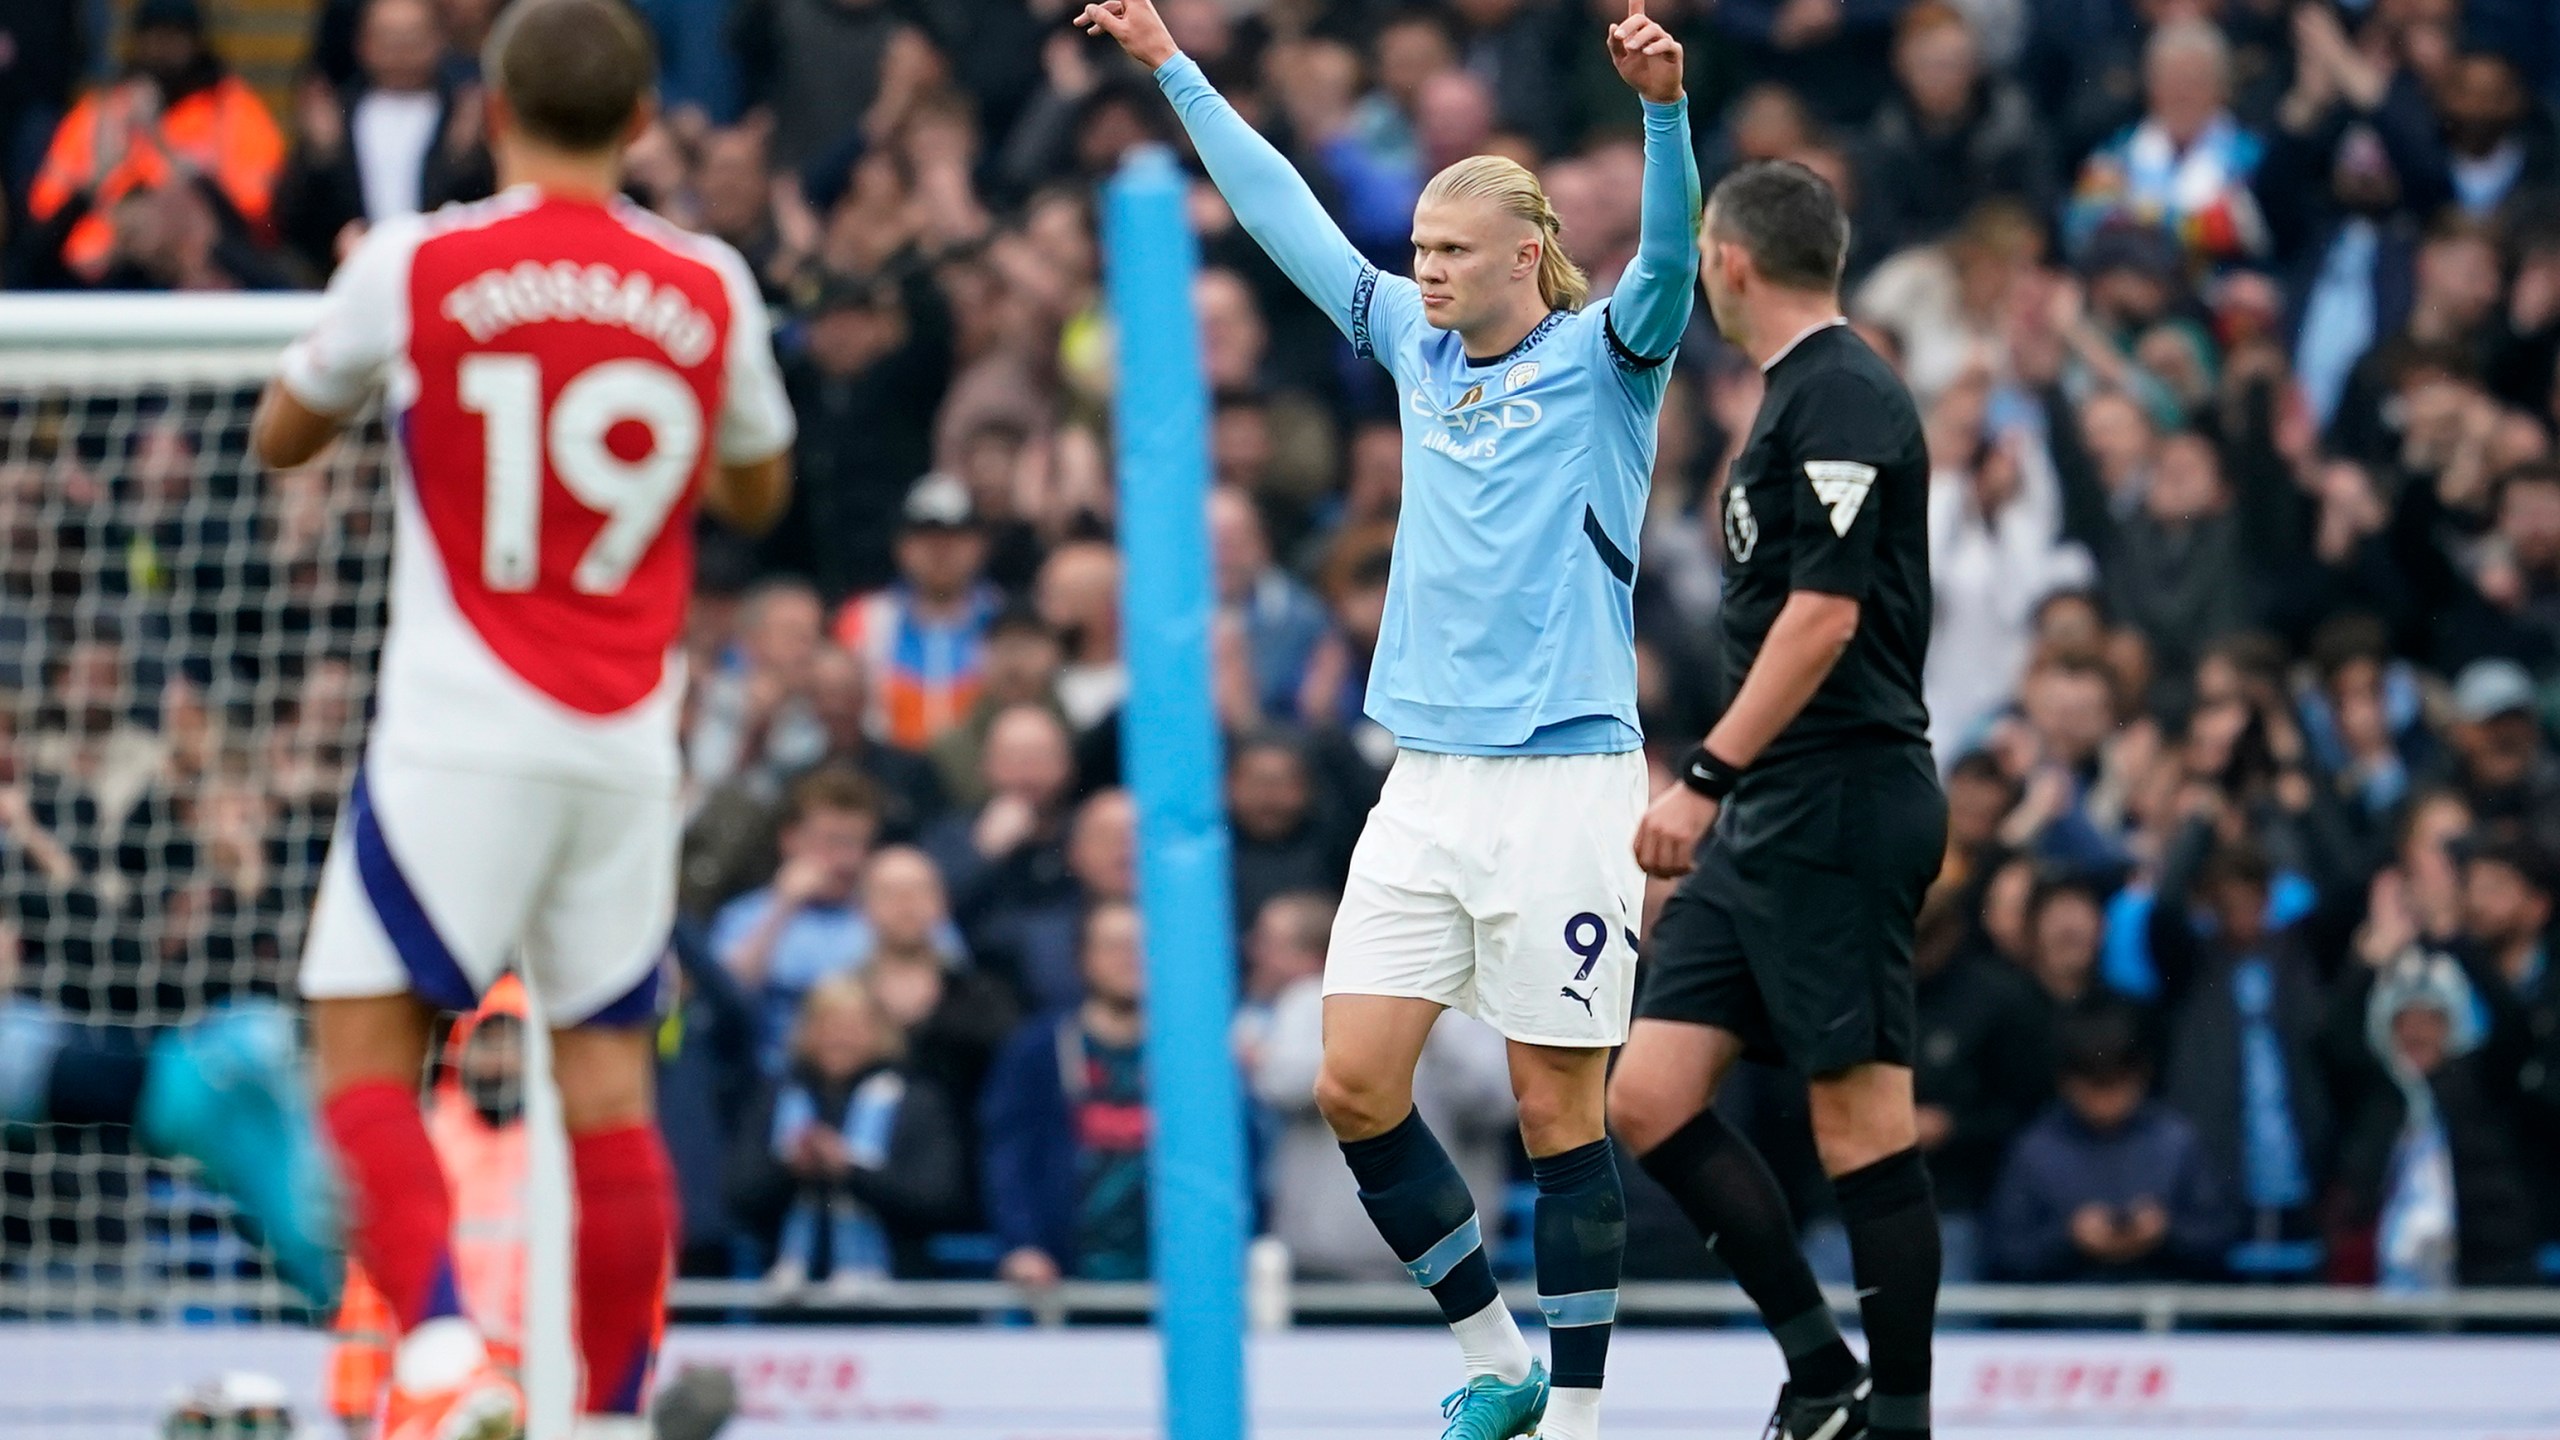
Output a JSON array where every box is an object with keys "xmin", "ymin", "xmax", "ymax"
[
  {"xmin": 1078, "ymin": 0, "xmax": 1370, "ymax": 337},
  {"xmin": 1156, "ymin": 57, "xmax": 1369, "ymax": 323},
  {"xmin": 1601, "ymin": 0, "xmax": 1698, "ymax": 363}
]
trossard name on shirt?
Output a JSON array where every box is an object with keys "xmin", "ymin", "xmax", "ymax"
[{"xmin": 441, "ymin": 259, "xmax": 719, "ymax": 368}]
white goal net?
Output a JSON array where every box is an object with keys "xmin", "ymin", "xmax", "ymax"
[{"xmin": 0, "ymin": 295, "xmax": 387, "ymax": 1323}]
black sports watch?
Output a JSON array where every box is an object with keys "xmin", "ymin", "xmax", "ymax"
[{"xmin": 1675, "ymin": 743, "xmax": 1742, "ymax": 800}]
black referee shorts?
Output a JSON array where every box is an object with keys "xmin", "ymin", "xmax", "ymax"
[{"xmin": 1637, "ymin": 742, "xmax": 1946, "ymax": 1077}]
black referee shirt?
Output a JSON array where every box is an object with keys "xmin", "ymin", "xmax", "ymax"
[{"xmin": 1715, "ymin": 320, "xmax": 1931, "ymax": 767}]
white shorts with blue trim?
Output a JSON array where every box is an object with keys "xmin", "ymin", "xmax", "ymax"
[
  {"xmin": 296, "ymin": 756, "xmax": 677, "ymax": 1026},
  {"xmin": 1324, "ymin": 748, "xmax": 1648, "ymax": 1048}
]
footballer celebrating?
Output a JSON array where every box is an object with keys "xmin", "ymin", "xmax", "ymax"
[
  {"xmin": 1615, "ymin": 161, "xmax": 1946, "ymax": 1440},
  {"xmin": 1076, "ymin": 0, "xmax": 1699, "ymax": 1436}
]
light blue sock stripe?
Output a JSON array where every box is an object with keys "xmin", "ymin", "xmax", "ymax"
[
  {"xmin": 1405, "ymin": 1214, "xmax": 1484, "ymax": 1288},
  {"xmin": 0, "ymin": 1006, "xmax": 68, "ymax": 1125},
  {"xmin": 1536, "ymin": 1288, "xmax": 1620, "ymax": 1327}
]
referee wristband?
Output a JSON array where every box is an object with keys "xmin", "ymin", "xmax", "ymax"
[{"xmin": 1675, "ymin": 744, "xmax": 1743, "ymax": 800}]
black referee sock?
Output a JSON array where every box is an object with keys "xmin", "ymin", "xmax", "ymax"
[
  {"xmin": 1340, "ymin": 1108, "xmax": 1532, "ymax": 1379},
  {"xmin": 1835, "ymin": 1147, "xmax": 1939, "ymax": 1440},
  {"xmin": 1635, "ymin": 1109, "xmax": 1861, "ymax": 1395},
  {"xmin": 1530, "ymin": 1137, "xmax": 1624, "ymax": 1392}
]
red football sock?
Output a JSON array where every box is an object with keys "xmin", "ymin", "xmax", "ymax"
[
  {"xmin": 322, "ymin": 1079, "xmax": 459, "ymax": 1333},
  {"xmin": 571, "ymin": 1123, "xmax": 676, "ymax": 1414}
]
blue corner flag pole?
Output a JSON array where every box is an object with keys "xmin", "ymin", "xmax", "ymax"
[{"xmin": 1105, "ymin": 145, "xmax": 1248, "ymax": 1440}]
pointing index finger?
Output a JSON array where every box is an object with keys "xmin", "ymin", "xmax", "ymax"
[{"xmin": 1626, "ymin": 0, "xmax": 1644, "ymax": 15}]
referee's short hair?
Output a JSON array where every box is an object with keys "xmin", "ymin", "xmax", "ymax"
[{"xmin": 1707, "ymin": 160, "xmax": 1850, "ymax": 293}]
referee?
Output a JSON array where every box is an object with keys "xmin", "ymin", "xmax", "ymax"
[{"xmin": 1615, "ymin": 161, "xmax": 1946, "ymax": 1440}]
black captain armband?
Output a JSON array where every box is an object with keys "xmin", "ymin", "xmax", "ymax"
[
  {"xmin": 1675, "ymin": 744, "xmax": 1743, "ymax": 800},
  {"xmin": 1603, "ymin": 311, "xmax": 1670, "ymax": 372}
]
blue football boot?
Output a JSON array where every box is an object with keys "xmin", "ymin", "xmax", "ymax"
[
  {"xmin": 138, "ymin": 999, "xmax": 342, "ymax": 1310},
  {"xmin": 1439, "ymin": 1359, "xmax": 1550, "ymax": 1440}
]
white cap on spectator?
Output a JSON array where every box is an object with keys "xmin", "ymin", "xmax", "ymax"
[
  {"xmin": 2452, "ymin": 658, "xmax": 2538, "ymax": 723},
  {"xmin": 901, "ymin": 472, "xmax": 977, "ymax": 531}
]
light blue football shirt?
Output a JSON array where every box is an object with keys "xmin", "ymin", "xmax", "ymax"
[{"xmin": 1155, "ymin": 54, "xmax": 1699, "ymax": 755}]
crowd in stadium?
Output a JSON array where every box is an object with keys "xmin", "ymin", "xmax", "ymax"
[{"xmin": 3, "ymin": 0, "xmax": 2560, "ymax": 1303}]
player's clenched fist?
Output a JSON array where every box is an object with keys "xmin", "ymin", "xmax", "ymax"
[
  {"xmin": 1608, "ymin": 0, "xmax": 1685, "ymax": 105},
  {"xmin": 1075, "ymin": 0, "xmax": 1178, "ymax": 70}
]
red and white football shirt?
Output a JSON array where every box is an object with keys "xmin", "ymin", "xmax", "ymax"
[{"xmin": 278, "ymin": 186, "xmax": 794, "ymax": 789}]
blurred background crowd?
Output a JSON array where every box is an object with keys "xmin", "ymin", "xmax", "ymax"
[{"xmin": 4, "ymin": 0, "xmax": 2560, "ymax": 1303}]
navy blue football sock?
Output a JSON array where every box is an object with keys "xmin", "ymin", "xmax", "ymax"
[
  {"xmin": 1531, "ymin": 1137, "xmax": 1624, "ymax": 1392},
  {"xmin": 1340, "ymin": 1108, "xmax": 1503, "ymax": 1324},
  {"xmin": 46, "ymin": 1036, "xmax": 150, "ymax": 1128},
  {"xmin": 1, "ymin": 1013, "xmax": 152, "ymax": 1131}
]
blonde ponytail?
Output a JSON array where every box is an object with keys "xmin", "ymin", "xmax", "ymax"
[{"xmin": 1420, "ymin": 155, "xmax": 1590, "ymax": 312}]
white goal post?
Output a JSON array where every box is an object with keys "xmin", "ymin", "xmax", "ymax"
[{"xmin": 0, "ymin": 294, "xmax": 326, "ymax": 379}]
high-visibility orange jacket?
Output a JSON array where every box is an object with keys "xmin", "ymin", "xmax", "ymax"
[{"xmin": 29, "ymin": 73, "xmax": 284, "ymax": 280}]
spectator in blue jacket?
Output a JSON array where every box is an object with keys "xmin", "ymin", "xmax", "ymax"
[
  {"xmin": 979, "ymin": 899, "xmax": 1150, "ymax": 1286},
  {"xmin": 1988, "ymin": 1000, "xmax": 2235, "ymax": 1281},
  {"xmin": 2146, "ymin": 818, "xmax": 2337, "ymax": 1275}
]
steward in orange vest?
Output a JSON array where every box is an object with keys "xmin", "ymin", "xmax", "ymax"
[{"xmin": 27, "ymin": 0, "xmax": 283, "ymax": 284}]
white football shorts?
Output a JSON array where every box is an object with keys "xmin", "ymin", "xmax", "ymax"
[
  {"xmin": 1325, "ymin": 748, "xmax": 1648, "ymax": 1047},
  {"xmin": 297, "ymin": 756, "xmax": 677, "ymax": 1026}
]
